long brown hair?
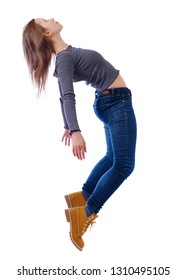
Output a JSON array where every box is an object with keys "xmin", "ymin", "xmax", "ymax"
[{"xmin": 22, "ymin": 19, "xmax": 55, "ymax": 95}]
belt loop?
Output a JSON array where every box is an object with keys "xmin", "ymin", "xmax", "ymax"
[{"xmin": 111, "ymin": 88, "xmax": 115, "ymax": 94}]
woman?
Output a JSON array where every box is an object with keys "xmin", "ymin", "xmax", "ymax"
[{"xmin": 22, "ymin": 18, "xmax": 137, "ymax": 251}]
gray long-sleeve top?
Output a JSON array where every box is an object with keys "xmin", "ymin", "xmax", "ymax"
[{"xmin": 53, "ymin": 45, "xmax": 119, "ymax": 133}]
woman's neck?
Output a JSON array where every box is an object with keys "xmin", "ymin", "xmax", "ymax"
[{"xmin": 52, "ymin": 34, "xmax": 69, "ymax": 55}]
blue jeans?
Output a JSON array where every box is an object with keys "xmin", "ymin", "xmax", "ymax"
[{"xmin": 82, "ymin": 87, "xmax": 137, "ymax": 213}]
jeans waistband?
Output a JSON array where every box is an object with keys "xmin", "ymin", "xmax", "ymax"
[{"xmin": 95, "ymin": 87, "xmax": 131, "ymax": 96}]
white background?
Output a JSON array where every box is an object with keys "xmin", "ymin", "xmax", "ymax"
[{"xmin": 0, "ymin": 0, "xmax": 187, "ymax": 279}]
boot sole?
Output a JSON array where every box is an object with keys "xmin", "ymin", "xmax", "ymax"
[
  {"xmin": 64, "ymin": 195, "xmax": 72, "ymax": 208},
  {"xmin": 65, "ymin": 209, "xmax": 83, "ymax": 251}
]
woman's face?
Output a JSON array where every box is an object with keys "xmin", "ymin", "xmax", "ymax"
[{"xmin": 35, "ymin": 18, "xmax": 63, "ymax": 36}]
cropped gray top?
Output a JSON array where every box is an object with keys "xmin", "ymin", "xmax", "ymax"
[{"xmin": 53, "ymin": 45, "xmax": 119, "ymax": 132}]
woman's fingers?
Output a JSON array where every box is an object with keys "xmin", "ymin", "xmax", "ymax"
[{"xmin": 73, "ymin": 146, "xmax": 86, "ymax": 160}]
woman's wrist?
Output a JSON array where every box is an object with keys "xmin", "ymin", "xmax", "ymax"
[{"xmin": 70, "ymin": 130, "xmax": 81, "ymax": 136}]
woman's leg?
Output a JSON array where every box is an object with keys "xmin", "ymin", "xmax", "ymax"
[
  {"xmin": 82, "ymin": 125, "xmax": 113, "ymax": 197},
  {"xmin": 87, "ymin": 88, "xmax": 137, "ymax": 213}
]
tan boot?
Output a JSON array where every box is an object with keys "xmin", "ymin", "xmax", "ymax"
[
  {"xmin": 64, "ymin": 191, "xmax": 86, "ymax": 208},
  {"xmin": 65, "ymin": 206, "xmax": 98, "ymax": 251}
]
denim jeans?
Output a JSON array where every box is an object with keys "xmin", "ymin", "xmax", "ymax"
[{"xmin": 82, "ymin": 87, "xmax": 137, "ymax": 213}]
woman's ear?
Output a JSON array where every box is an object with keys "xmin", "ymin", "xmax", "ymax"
[{"xmin": 44, "ymin": 31, "xmax": 52, "ymax": 37}]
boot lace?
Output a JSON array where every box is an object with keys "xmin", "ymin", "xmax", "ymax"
[{"xmin": 82, "ymin": 215, "xmax": 97, "ymax": 234}]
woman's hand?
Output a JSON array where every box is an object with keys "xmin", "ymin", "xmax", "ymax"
[
  {"xmin": 62, "ymin": 130, "xmax": 87, "ymax": 160},
  {"xmin": 71, "ymin": 131, "xmax": 87, "ymax": 160},
  {"xmin": 62, "ymin": 129, "xmax": 71, "ymax": 146}
]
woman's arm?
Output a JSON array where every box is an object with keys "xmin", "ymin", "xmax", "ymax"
[{"xmin": 57, "ymin": 54, "xmax": 81, "ymax": 134}]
